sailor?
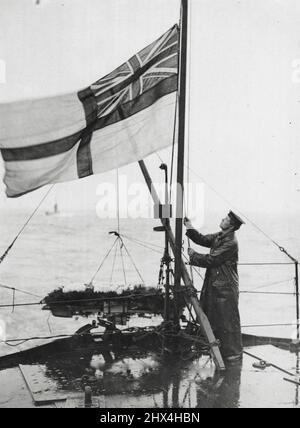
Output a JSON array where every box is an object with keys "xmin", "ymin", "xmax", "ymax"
[{"xmin": 184, "ymin": 212, "xmax": 245, "ymax": 364}]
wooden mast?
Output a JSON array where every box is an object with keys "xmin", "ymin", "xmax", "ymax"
[
  {"xmin": 138, "ymin": 0, "xmax": 225, "ymax": 371},
  {"xmin": 174, "ymin": 0, "xmax": 188, "ymax": 315}
]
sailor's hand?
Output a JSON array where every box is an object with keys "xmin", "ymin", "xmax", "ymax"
[
  {"xmin": 184, "ymin": 217, "xmax": 193, "ymax": 230},
  {"xmin": 188, "ymin": 248, "xmax": 196, "ymax": 258}
]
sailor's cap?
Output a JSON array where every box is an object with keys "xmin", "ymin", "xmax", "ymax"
[{"xmin": 228, "ymin": 211, "xmax": 245, "ymax": 229}]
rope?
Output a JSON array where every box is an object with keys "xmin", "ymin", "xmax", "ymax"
[
  {"xmin": 116, "ymin": 168, "xmax": 120, "ymax": 234},
  {"xmin": 12, "ymin": 288, "xmax": 15, "ymax": 314},
  {"xmin": 109, "ymin": 244, "xmax": 118, "ymax": 287},
  {"xmin": 122, "ymin": 235, "xmax": 162, "ymax": 255},
  {"xmin": 186, "ymin": 303, "xmax": 196, "ymax": 324},
  {"xmin": 187, "ymin": 239, "xmax": 194, "ymax": 282},
  {"xmin": 243, "ymin": 350, "xmax": 294, "ymax": 377},
  {"xmin": 240, "ymin": 291, "xmax": 295, "ymax": 296},
  {"xmin": 122, "ymin": 233, "xmax": 204, "ymax": 281},
  {"xmin": 0, "ymin": 292, "xmax": 164, "ymax": 310},
  {"xmin": 249, "ymin": 278, "xmax": 294, "ymax": 292},
  {"xmin": 155, "ymin": 152, "xmax": 164, "ymax": 164},
  {"xmin": 168, "ymin": 29, "xmax": 180, "ymax": 203},
  {"xmin": 239, "ymin": 262, "xmax": 295, "ymax": 266},
  {"xmin": 122, "ymin": 241, "xmax": 145, "ymax": 285},
  {"xmin": 0, "ymin": 185, "xmax": 54, "ymax": 266},
  {"xmin": 0, "ymin": 323, "xmax": 298, "ymax": 348},
  {"xmin": 0, "ymin": 326, "xmax": 162, "ymax": 346},
  {"xmin": 113, "ymin": 170, "xmax": 146, "ymax": 287},
  {"xmin": 0, "ymin": 302, "xmax": 41, "ymax": 309},
  {"xmin": 87, "ymin": 232, "xmax": 146, "ymax": 290},
  {"xmin": 122, "ymin": 231, "xmax": 204, "ymax": 282},
  {"xmin": 122, "ymin": 234, "xmax": 164, "ymax": 250},
  {"xmin": 169, "ymin": 95, "xmax": 179, "ymax": 203},
  {"xmin": 0, "ymin": 333, "xmax": 75, "ymax": 346},
  {"xmin": 183, "ymin": 196, "xmax": 194, "ymax": 282},
  {"xmin": 185, "ymin": 0, "xmax": 192, "ymax": 214},
  {"xmin": 0, "ymin": 283, "xmax": 42, "ymax": 299},
  {"xmin": 186, "ymin": 164, "xmax": 298, "ymax": 262},
  {"xmin": 242, "ymin": 323, "xmax": 299, "ymax": 328},
  {"xmin": 0, "ymin": 283, "xmax": 43, "ymax": 314},
  {"xmin": 119, "ymin": 239, "xmax": 127, "ymax": 287},
  {"xmin": 89, "ymin": 237, "xmax": 119, "ymax": 285},
  {"xmin": 122, "ymin": 235, "xmax": 204, "ymax": 301},
  {"xmin": 155, "ymin": 60, "xmax": 179, "ymax": 195}
]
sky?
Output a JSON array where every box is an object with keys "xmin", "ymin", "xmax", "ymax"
[{"xmin": 0, "ymin": 0, "xmax": 299, "ymax": 222}]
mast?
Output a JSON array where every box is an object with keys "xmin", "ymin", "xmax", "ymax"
[
  {"xmin": 174, "ymin": 0, "xmax": 188, "ymax": 313},
  {"xmin": 138, "ymin": 0, "xmax": 225, "ymax": 371}
]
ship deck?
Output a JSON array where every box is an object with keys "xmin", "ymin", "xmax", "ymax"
[{"xmin": 0, "ymin": 344, "xmax": 299, "ymax": 408}]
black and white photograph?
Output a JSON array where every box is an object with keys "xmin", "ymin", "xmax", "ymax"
[{"xmin": 0, "ymin": 0, "xmax": 299, "ymax": 411}]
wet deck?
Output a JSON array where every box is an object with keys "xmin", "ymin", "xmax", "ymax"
[{"xmin": 0, "ymin": 345, "xmax": 299, "ymax": 408}]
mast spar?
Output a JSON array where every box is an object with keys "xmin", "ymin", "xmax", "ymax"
[
  {"xmin": 139, "ymin": 0, "xmax": 225, "ymax": 370},
  {"xmin": 174, "ymin": 0, "xmax": 188, "ymax": 317}
]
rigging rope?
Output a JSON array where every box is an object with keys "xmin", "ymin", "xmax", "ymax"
[
  {"xmin": 100, "ymin": 250, "xmax": 294, "ymax": 295},
  {"xmin": 89, "ymin": 237, "xmax": 119, "ymax": 285},
  {"xmin": 250, "ymin": 277, "xmax": 294, "ymax": 291},
  {"xmin": 155, "ymin": 152, "xmax": 164, "ymax": 164},
  {"xmin": 122, "ymin": 241, "xmax": 145, "ymax": 285},
  {"xmin": 0, "ymin": 333, "xmax": 76, "ymax": 346},
  {"xmin": 122, "ymin": 234, "xmax": 163, "ymax": 255},
  {"xmin": 109, "ymin": 244, "xmax": 118, "ymax": 287},
  {"xmin": 119, "ymin": 239, "xmax": 127, "ymax": 287},
  {"xmin": 0, "ymin": 291, "xmax": 164, "ymax": 309},
  {"xmin": 86, "ymin": 231, "xmax": 146, "ymax": 290},
  {"xmin": 240, "ymin": 290, "xmax": 295, "ymax": 296},
  {"xmin": 0, "ymin": 283, "xmax": 42, "ymax": 299},
  {"xmin": 243, "ymin": 350, "xmax": 294, "ymax": 377},
  {"xmin": 0, "ymin": 185, "xmax": 54, "ymax": 266},
  {"xmin": 12, "ymin": 288, "xmax": 15, "ymax": 313},
  {"xmin": 186, "ymin": 163, "xmax": 298, "ymax": 261},
  {"xmin": 239, "ymin": 262, "xmax": 294, "ymax": 266},
  {"xmin": 122, "ymin": 234, "xmax": 164, "ymax": 250},
  {"xmin": 0, "ymin": 325, "xmax": 206, "ymax": 347},
  {"xmin": 122, "ymin": 233, "xmax": 204, "ymax": 280},
  {"xmin": 242, "ymin": 323, "xmax": 299, "ymax": 328},
  {"xmin": 116, "ymin": 168, "xmax": 120, "ymax": 234},
  {"xmin": 169, "ymin": 95, "xmax": 179, "ymax": 203},
  {"xmin": 185, "ymin": 0, "xmax": 192, "ymax": 215}
]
